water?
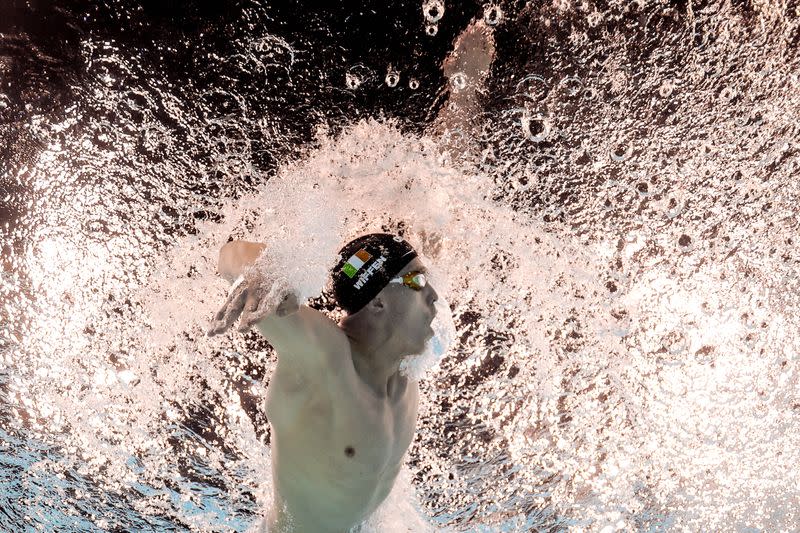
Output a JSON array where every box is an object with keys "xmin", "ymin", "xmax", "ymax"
[{"xmin": 2, "ymin": 1, "xmax": 799, "ymax": 531}]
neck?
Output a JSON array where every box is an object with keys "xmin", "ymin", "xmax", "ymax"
[
  {"xmin": 342, "ymin": 319, "xmax": 407, "ymax": 400},
  {"xmin": 351, "ymin": 347, "xmax": 405, "ymax": 400}
]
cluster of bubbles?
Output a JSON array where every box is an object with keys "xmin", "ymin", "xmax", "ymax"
[
  {"xmin": 347, "ymin": 64, "xmax": 419, "ymax": 91},
  {"xmin": 429, "ymin": 5, "xmax": 799, "ymax": 533},
  {"xmin": 422, "ymin": 0, "xmax": 444, "ymax": 36}
]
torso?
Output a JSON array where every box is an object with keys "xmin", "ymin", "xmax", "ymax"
[{"xmin": 263, "ymin": 334, "xmax": 419, "ymax": 533}]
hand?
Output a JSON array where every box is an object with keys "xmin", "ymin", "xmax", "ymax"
[{"xmin": 207, "ymin": 278, "xmax": 299, "ymax": 337}]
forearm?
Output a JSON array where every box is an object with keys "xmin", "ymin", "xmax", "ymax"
[{"xmin": 217, "ymin": 241, "xmax": 266, "ymax": 282}]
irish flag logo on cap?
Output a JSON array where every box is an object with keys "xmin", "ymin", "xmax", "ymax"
[{"xmin": 342, "ymin": 249, "xmax": 372, "ymax": 278}]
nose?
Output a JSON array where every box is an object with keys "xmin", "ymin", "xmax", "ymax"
[{"xmin": 426, "ymin": 285, "xmax": 438, "ymax": 308}]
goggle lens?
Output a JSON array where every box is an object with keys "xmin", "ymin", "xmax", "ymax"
[
  {"xmin": 391, "ymin": 271, "xmax": 427, "ymax": 290},
  {"xmin": 408, "ymin": 272, "xmax": 427, "ymax": 290}
]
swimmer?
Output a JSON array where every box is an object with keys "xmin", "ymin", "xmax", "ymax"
[{"xmin": 208, "ymin": 234, "xmax": 438, "ymax": 533}]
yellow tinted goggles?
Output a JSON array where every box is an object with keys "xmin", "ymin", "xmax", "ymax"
[{"xmin": 389, "ymin": 271, "xmax": 428, "ymax": 291}]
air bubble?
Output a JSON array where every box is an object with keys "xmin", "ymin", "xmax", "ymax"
[
  {"xmin": 477, "ymin": 113, "xmax": 500, "ymax": 142},
  {"xmin": 609, "ymin": 70, "xmax": 628, "ymax": 94},
  {"xmin": 516, "ymin": 74, "xmax": 549, "ymax": 101},
  {"xmin": 426, "ymin": 24, "xmax": 438, "ymax": 36},
  {"xmin": 521, "ymin": 112, "xmax": 551, "ymax": 143},
  {"xmin": 583, "ymin": 87, "xmax": 599, "ymax": 101},
  {"xmin": 409, "ymin": 78, "xmax": 420, "ymax": 90},
  {"xmin": 688, "ymin": 67, "xmax": 707, "ymax": 85},
  {"xmin": 569, "ymin": 30, "xmax": 589, "ymax": 47},
  {"xmin": 559, "ymin": 75, "xmax": 583, "ymax": 97},
  {"xmin": 553, "ymin": 0, "xmax": 571, "ymax": 12},
  {"xmin": 734, "ymin": 112, "xmax": 764, "ymax": 130},
  {"xmin": 610, "ymin": 143, "xmax": 633, "ymax": 162},
  {"xmin": 422, "ymin": 0, "xmax": 444, "ymax": 23},
  {"xmin": 666, "ymin": 197, "xmax": 685, "ymax": 219},
  {"xmin": 587, "ymin": 11, "xmax": 602, "ymax": 27},
  {"xmin": 345, "ymin": 73, "xmax": 362, "ymax": 90},
  {"xmin": 199, "ymin": 89, "xmax": 246, "ymax": 118},
  {"xmin": 344, "ymin": 64, "xmax": 374, "ymax": 90},
  {"xmin": 385, "ymin": 68, "xmax": 400, "ymax": 88},
  {"xmin": 659, "ymin": 80, "xmax": 674, "ymax": 98},
  {"xmin": 484, "ymin": 5, "xmax": 503, "ymax": 25},
  {"xmin": 719, "ymin": 86, "xmax": 736, "ymax": 102},
  {"xmin": 450, "ymin": 72, "xmax": 467, "ymax": 91}
]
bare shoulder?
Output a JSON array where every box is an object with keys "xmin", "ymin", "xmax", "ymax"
[{"xmin": 255, "ymin": 305, "xmax": 350, "ymax": 372}]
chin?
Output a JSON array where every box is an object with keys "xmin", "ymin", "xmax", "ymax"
[
  {"xmin": 408, "ymin": 339, "xmax": 427, "ymax": 356},
  {"xmin": 417, "ymin": 336, "xmax": 433, "ymax": 354}
]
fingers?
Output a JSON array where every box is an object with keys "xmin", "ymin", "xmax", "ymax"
[
  {"xmin": 237, "ymin": 286, "xmax": 267, "ymax": 332},
  {"xmin": 207, "ymin": 284, "xmax": 248, "ymax": 336},
  {"xmin": 207, "ymin": 324, "xmax": 226, "ymax": 337},
  {"xmin": 225, "ymin": 284, "xmax": 249, "ymax": 322},
  {"xmin": 238, "ymin": 288, "xmax": 297, "ymax": 331},
  {"xmin": 238, "ymin": 292, "xmax": 273, "ymax": 332},
  {"xmin": 237, "ymin": 315, "xmax": 255, "ymax": 333},
  {"xmin": 208, "ymin": 281, "xmax": 299, "ymax": 336},
  {"xmin": 236, "ymin": 313, "xmax": 254, "ymax": 333},
  {"xmin": 245, "ymin": 286, "xmax": 262, "ymax": 313},
  {"xmin": 213, "ymin": 283, "xmax": 244, "ymax": 321}
]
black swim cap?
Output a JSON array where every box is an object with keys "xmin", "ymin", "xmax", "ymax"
[{"xmin": 331, "ymin": 233, "xmax": 418, "ymax": 314}]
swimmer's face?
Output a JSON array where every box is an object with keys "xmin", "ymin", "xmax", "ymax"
[{"xmin": 380, "ymin": 257, "xmax": 439, "ymax": 355}]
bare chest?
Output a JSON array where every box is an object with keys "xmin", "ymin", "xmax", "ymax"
[{"xmin": 265, "ymin": 360, "xmax": 419, "ymax": 504}]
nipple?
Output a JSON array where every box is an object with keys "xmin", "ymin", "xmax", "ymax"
[{"xmin": 344, "ymin": 446, "xmax": 355, "ymax": 457}]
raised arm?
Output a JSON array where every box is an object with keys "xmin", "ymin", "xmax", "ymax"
[{"xmin": 208, "ymin": 240, "xmax": 348, "ymax": 372}]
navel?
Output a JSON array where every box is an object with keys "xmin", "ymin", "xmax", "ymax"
[{"xmin": 344, "ymin": 446, "xmax": 355, "ymax": 458}]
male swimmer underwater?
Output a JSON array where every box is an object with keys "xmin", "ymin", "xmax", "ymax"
[{"xmin": 208, "ymin": 234, "xmax": 439, "ymax": 533}]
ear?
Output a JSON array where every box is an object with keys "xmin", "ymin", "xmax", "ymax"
[{"xmin": 365, "ymin": 295, "xmax": 386, "ymax": 312}]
